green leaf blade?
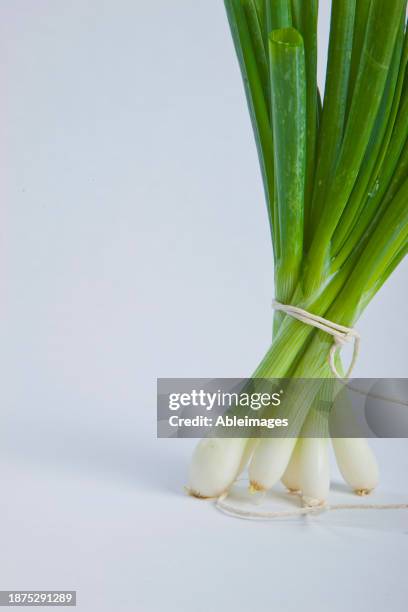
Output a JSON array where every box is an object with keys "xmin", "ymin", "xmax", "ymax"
[
  {"xmin": 269, "ymin": 28, "xmax": 307, "ymax": 302},
  {"xmin": 311, "ymin": 0, "xmax": 356, "ymax": 243},
  {"xmin": 291, "ymin": 0, "xmax": 319, "ymax": 223},
  {"xmin": 306, "ymin": 0, "xmax": 406, "ymax": 295}
]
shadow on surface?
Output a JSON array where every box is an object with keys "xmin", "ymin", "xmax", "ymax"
[{"xmin": 1, "ymin": 415, "xmax": 190, "ymax": 496}]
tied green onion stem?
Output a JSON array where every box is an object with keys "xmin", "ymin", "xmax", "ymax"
[{"xmin": 187, "ymin": 1, "xmax": 408, "ymax": 503}]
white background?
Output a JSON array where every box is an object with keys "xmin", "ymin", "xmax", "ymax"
[{"xmin": 0, "ymin": 1, "xmax": 407, "ymax": 611}]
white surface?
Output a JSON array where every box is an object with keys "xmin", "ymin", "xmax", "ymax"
[
  {"xmin": 1, "ymin": 440, "xmax": 408, "ymax": 612},
  {"xmin": 1, "ymin": 1, "xmax": 407, "ymax": 611}
]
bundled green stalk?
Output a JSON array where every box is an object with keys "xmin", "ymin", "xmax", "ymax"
[{"xmin": 188, "ymin": 0, "xmax": 408, "ymax": 505}]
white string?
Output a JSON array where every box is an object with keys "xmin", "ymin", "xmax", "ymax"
[
  {"xmin": 215, "ymin": 486, "xmax": 408, "ymax": 521},
  {"xmin": 273, "ymin": 300, "xmax": 360, "ymax": 379},
  {"xmin": 273, "ymin": 300, "xmax": 408, "ymax": 406},
  {"xmin": 212, "ymin": 304, "xmax": 408, "ymax": 521}
]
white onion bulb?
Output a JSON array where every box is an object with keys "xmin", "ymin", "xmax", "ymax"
[
  {"xmin": 249, "ymin": 438, "xmax": 296, "ymax": 491},
  {"xmin": 299, "ymin": 438, "xmax": 330, "ymax": 507},
  {"xmin": 332, "ymin": 437, "xmax": 379, "ymax": 495},
  {"xmin": 281, "ymin": 439, "xmax": 302, "ymax": 493},
  {"xmin": 237, "ymin": 438, "xmax": 258, "ymax": 476},
  {"xmin": 188, "ymin": 438, "xmax": 247, "ymax": 498}
]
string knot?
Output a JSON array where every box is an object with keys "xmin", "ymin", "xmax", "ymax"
[{"xmin": 272, "ymin": 300, "xmax": 361, "ymax": 379}]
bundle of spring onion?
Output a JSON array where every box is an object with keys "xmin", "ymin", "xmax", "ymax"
[{"xmin": 188, "ymin": 0, "xmax": 408, "ymax": 507}]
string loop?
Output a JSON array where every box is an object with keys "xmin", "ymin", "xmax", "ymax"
[
  {"xmin": 216, "ymin": 488, "xmax": 408, "ymax": 521},
  {"xmin": 273, "ymin": 300, "xmax": 360, "ymax": 379}
]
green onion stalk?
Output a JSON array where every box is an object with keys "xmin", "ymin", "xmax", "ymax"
[{"xmin": 188, "ymin": 0, "xmax": 408, "ymax": 506}]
